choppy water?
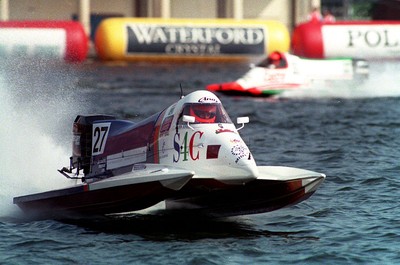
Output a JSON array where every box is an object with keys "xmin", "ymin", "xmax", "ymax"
[{"xmin": 1, "ymin": 59, "xmax": 400, "ymax": 264}]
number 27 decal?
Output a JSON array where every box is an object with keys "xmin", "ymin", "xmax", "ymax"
[{"xmin": 92, "ymin": 122, "xmax": 111, "ymax": 155}]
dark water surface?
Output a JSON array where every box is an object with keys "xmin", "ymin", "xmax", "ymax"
[{"xmin": 1, "ymin": 60, "xmax": 400, "ymax": 264}]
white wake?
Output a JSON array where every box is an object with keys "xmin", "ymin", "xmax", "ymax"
[
  {"xmin": 0, "ymin": 60, "xmax": 86, "ymax": 217},
  {"xmin": 280, "ymin": 61, "xmax": 400, "ymax": 99}
]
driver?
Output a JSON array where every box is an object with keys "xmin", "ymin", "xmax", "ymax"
[
  {"xmin": 267, "ymin": 52, "xmax": 287, "ymax": 69},
  {"xmin": 268, "ymin": 52, "xmax": 281, "ymax": 68},
  {"xmin": 190, "ymin": 104, "xmax": 217, "ymax": 123}
]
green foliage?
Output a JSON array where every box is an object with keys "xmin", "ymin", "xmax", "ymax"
[{"xmin": 351, "ymin": 2, "xmax": 373, "ymax": 19}]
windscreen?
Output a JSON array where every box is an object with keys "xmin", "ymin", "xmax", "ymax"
[{"xmin": 180, "ymin": 103, "xmax": 232, "ymax": 124}]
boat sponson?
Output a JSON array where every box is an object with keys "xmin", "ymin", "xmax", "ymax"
[
  {"xmin": 14, "ymin": 174, "xmax": 193, "ymax": 217},
  {"xmin": 165, "ymin": 176, "xmax": 324, "ymax": 217}
]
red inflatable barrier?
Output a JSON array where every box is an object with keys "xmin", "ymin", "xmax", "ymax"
[
  {"xmin": 0, "ymin": 21, "xmax": 88, "ymax": 62},
  {"xmin": 292, "ymin": 21, "xmax": 400, "ymax": 59}
]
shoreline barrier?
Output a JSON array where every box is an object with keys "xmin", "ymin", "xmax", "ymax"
[
  {"xmin": 95, "ymin": 18, "xmax": 290, "ymax": 61},
  {"xmin": 0, "ymin": 21, "xmax": 88, "ymax": 62},
  {"xmin": 292, "ymin": 21, "xmax": 400, "ymax": 59}
]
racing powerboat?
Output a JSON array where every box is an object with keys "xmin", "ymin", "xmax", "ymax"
[
  {"xmin": 207, "ymin": 51, "xmax": 369, "ymax": 97},
  {"xmin": 14, "ymin": 90, "xmax": 325, "ymax": 218}
]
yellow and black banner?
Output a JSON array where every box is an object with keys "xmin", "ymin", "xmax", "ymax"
[{"xmin": 95, "ymin": 18, "xmax": 289, "ymax": 61}]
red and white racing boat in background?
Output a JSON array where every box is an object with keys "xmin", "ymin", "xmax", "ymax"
[
  {"xmin": 207, "ymin": 51, "xmax": 369, "ymax": 97},
  {"xmin": 14, "ymin": 90, "xmax": 325, "ymax": 218}
]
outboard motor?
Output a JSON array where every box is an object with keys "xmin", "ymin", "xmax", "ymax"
[{"xmin": 72, "ymin": 114, "xmax": 115, "ymax": 174}]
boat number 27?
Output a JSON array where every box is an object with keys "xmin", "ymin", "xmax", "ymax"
[{"xmin": 92, "ymin": 122, "xmax": 111, "ymax": 155}]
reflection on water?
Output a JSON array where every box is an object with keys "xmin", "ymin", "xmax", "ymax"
[{"xmin": 60, "ymin": 213, "xmax": 319, "ymax": 242}]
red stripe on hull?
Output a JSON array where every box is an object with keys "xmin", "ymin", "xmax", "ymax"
[{"xmin": 152, "ymin": 110, "xmax": 166, "ymax": 163}]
